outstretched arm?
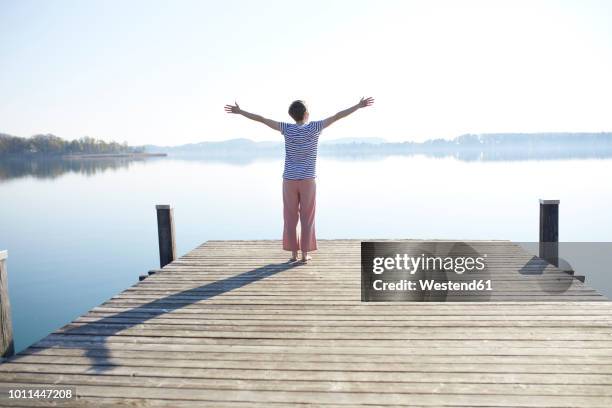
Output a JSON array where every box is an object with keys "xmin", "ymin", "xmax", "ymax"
[
  {"xmin": 322, "ymin": 97, "xmax": 374, "ymax": 129},
  {"xmin": 224, "ymin": 102, "xmax": 280, "ymax": 131}
]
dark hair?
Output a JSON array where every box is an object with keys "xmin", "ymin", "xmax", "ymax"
[{"xmin": 288, "ymin": 100, "xmax": 307, "ymax": 122}]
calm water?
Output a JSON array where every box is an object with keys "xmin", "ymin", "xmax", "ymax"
[{"xmin": 1, "ymin": 155, "xmax": 612, "ymax": 352}]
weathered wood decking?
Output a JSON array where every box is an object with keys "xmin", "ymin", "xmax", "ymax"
[{"xmin": 1, "ymin": 240, "xmax": 611, "ymax": 407}]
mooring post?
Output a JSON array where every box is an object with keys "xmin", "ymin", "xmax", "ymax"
[
  {"xmin": 156, "ymin": 205, "xmax": 176, "ymax": 268},
  {"xmin": 0, "ymin": 250, "xmax": 14, "ymax": 358},
  {"xmin": 539, "ymin": 199, "xmax": 559, "ymax": 267}
]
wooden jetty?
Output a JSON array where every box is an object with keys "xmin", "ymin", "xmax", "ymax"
[{"xmin": 0, "ymin": 239, "xmax": 611, "ymax": 407}]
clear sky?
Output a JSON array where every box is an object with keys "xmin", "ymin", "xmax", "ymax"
[{"xmin": 1, "ymin": 0, "xmax": 611, "ymax": 145}]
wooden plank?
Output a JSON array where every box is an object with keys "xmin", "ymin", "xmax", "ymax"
[
  {"xmin": 19, "ymin": 347, "xmax": 612, "ymax": 364},
  {"xmin": 27, "ymin": 339, "xmax": 612, "ymax": 356},
  {"xmin": 8, "ymin": 354, "xmax": 612, "ymax": 375},
  {"xmin": 3, "ymin": 370, "xmax": 612, "ymax": 395},
  {"xmin": 1, "ymin": 381, "xmax": 612, "ymax": 407}
]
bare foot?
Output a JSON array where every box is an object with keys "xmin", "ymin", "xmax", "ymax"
[
  {"xmin": 288, "ymin": 251, "xmax": 298, "ymax": 263},
  {"xmin": 300, "ymin": 255, "xmax": 312, "ymax": 264}
]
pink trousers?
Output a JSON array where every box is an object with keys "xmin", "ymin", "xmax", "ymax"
[{"xmin": 282, "ymin": 178, "xmax": 317, "ymax": 252}]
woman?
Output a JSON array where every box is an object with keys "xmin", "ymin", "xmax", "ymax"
[{"xmin": 225, "ymin": 97, "xmax": 374, "ymax": 263}]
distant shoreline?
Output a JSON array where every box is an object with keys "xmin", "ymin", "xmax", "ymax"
[{"xmin": 62, "ymin": 153, "xmax": 167, "ymax": 159}]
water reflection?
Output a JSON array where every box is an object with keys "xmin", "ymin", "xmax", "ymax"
[
  {"xmin": 3, "ymin": 144, "xmax": 612, "ymax": 182},
  {"xmin": 0, "ymin": 157, "xmax": 162, "ymax": 182}
]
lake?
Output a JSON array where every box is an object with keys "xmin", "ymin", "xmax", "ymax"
[{"xmin": 1, "ymin": 154, "xmax": 612, "ymax": 353}]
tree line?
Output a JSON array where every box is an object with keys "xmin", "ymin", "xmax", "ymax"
[{"xmin": 0, "ymin": 133, "xmax": 144, "ymax": 155}]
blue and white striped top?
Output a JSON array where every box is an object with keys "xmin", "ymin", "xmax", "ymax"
[{"xmin": 279, "ymin": 120, "xmax": 324, "ymax": 180}]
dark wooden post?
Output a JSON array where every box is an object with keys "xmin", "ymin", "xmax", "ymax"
[
  {"xmin": 0, "ymin": 250, "xmax": 14, "ymax": 358},
  {"xmin": 539, "ymin": 199, "xmax": 559, "ymax": 267},
  {"xmin": 156, "ymin": 205, "xmax": 176, "ymax": 268}
]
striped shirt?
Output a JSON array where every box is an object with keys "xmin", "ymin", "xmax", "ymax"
[{"xmin": 279, "ymin": 120, "xmax": 324, "ymax": 180}]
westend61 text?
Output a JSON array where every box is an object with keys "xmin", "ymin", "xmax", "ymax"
[{"xmin": 372, "ymin": 279, "xmax": 493, "ymax": 292}]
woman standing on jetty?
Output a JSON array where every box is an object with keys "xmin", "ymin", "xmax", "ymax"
[{"xmin": 225, "ymin": 97, "xmax": 374, "ymax": 263}]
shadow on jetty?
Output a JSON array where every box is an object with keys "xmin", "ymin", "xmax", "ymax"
[{"xmin": 27, "ymin": 262, "xmax": 299, "ymax": 372}]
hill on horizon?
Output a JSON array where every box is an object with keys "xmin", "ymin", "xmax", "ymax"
[{"xmin": 144, "ymin": 132, "xmax": 612, "ymax": 153}]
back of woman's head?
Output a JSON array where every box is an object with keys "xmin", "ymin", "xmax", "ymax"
[{"xmin": 288, "ymin": 100, "xmax": 307, "ymax": 122}]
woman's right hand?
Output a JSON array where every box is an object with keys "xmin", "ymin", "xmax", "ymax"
[{"xmin": 224, "ymin": 102, "xmax": 241, "ymax": 114}]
